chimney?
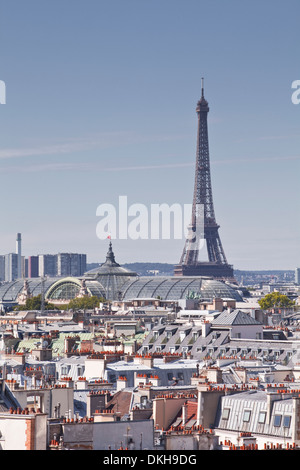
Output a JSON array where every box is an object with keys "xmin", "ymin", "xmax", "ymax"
[
  {"xmin": 13, "ymin": 323, "xmax": 19, "ymax": 338},
  {"xmin": 202, "ymin": 321, "xmax": 211, "ymax": 338},
  {"xmin": 182, "ymin": 403, "xmax": 187, "ymax": 426}
]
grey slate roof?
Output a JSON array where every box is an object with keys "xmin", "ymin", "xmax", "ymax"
[
  {"xmin": 212, "ymin": 309, "xmax": 262, "ymax": 326},
  {"xmin": 214, "ymin": 390, "xmax": 294, "ymax": 438}
]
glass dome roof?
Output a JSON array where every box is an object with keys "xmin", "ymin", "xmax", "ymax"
[{"xmin": 83, "ymin": 242, "xmax": 137, "ymax": 300}]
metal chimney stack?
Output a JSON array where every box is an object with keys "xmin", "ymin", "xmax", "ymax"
[{"xmin": 16, "ymin": 233, "xmax": 22, "ymax": 279}]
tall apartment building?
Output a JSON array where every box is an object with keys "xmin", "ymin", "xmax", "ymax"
[
  {"xmin": 38, "ymin": 254, "xmax": 58, "ymax": 277},
  {"xmin": 28, "ymin": 256, "xmax": 39, "ymax": 278},
  {"xmin": 5, "ymin": 253, "xmax": 19, "ymax": 282},
  {"xmin": 295, "ymin": 268, "xmax": 300, "ymax": 285},
  {"xmin": 1, "ymin": 250, "xmax": 87, "ymax": 280},
  {"xmin": 0, "ymin": 255, "xmax": 5, "ymax": 281},
  {"xmin": 57, "ymin": 253, "xmax": 87, "ymax": 276},
  {"xmin": 21, "ymin": 256, "xmax": 28, "ymax": 278},
  {"xmin": 16, "ymin": 233, "xmax": 22, "ymax": 279}
]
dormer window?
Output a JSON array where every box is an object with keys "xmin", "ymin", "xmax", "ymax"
[{"xmin": 180, "ymin": 331, "xmax": 186, "ymax": 342}]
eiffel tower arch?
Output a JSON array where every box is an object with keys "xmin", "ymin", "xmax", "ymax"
[{"xmin": 174, "ymin": 80, "xmax": 234, "ymax": 280}]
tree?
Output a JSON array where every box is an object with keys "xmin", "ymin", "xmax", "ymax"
[
  {"xmin": 15, "ymin": 294, "xmax": 58, "ymax": 311},
  {"xmin": 258, "ymin": 292, "xmax": 295, "ymax": 311},
  {"xmin": 67, "ymin": 295, "xmax": 105, "ymax": 310}
]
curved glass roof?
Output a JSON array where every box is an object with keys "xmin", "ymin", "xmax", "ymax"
[
  {"xmin": 120, "ymin": 276, "xmax": 243, "ymax": 301},
  {"xmin": 0, "ymin": 278, "xmax": 58, "ymax": 302},
  {"xmin": 46, "ymin": 278, "xmax": 106, "ymax": 301},
  {"xmin": 0, "ymin": 275, "xmax": 243, "ymax": 303},
  {"xmin": 46, "ymin": 279, "xmax": 81, "ymax": 301},
  {"xmin": 84, "ymin": 280, "xmax": 106, "ymax": 298},
  {"xmin": 0, "ymin": 277, "xmax": 107, "ymax": 303}
]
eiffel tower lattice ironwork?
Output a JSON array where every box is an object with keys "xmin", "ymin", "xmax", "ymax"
[{"xmin": 174, "ymin": 79, "xmax": 234, "ymax": 279}]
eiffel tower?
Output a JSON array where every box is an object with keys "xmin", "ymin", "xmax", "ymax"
[{"xmin": 174, "ymin": 80, "xmax": 234, "ymax": 279}]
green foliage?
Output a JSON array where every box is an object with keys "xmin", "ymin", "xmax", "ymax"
[
  {"xmin": 258, "ymin": 292, "xmax": 295, "ymax": 310},
  {"xmin": 67, "ymin": 295, "xmax": 105, "ymax": 310},
  {"xmin": 15, "ymin": 294, "xmax": 58, "ymax": 311},
  {"xmin": 14, "ymin": 294, "xmax": 105, "ymax": 312}
]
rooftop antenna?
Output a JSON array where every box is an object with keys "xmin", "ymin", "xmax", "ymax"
[{"xmin": 201, "ymin": 77, "xmax": 204, "ymax": 98}]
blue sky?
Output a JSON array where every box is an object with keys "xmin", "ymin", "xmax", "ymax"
[{"xmin": 0, "ymin": 0, "xmax": 299, "ymax": 270}]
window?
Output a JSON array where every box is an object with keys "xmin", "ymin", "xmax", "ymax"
[
  {"xmin": 243, "ymin": 410, "xmax": 251, "ymax": 422},
  {"xmin": 109, "ymin": 374, "xmax": 116, "ymax": 383},
  {"xmin": 222, "ymin": 408, "xmax": 230, "ymax": 420},
  {"xmin": 283, "ymin": 415, "xmax": 291, "ymax": 428},
  {"xmin": 48, "ymin": 281, "xmax": 80, "ymax": 300},
  {"xmin": 274, "ymin": 415, "xmax": 282, "ymax": 427},
  {"xmin": 180, "ymin": 332, "xmax": 186, "ymax": 342},
  {"xmin": 141, "ymin": 396, "xmax": 148, "ymax": 406},
  {"xmin": 258, "ymin": 411, "xmax": 266, "ymax": 424}
]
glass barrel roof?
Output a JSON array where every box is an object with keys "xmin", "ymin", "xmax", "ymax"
[
  {"xmin": 0, "ymin": 275, "xmax": 243, "ymax": 304},
  {"xmin": 120, "ymin": 276, "xmax": 243, "ymax": 301},
  {"xmin": 0, "ymin": 278, "xmax": 58, "ymax": 302}
]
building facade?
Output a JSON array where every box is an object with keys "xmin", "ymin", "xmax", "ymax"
[
  {"xmin": 28, "ymin": 256, "xmax": 39, "ymax": 278},
  {"xmin": 4, "ymin": 253, "xmax": 19, "ymax": 282},
  {"xmin": 38, "ymin": 254, "xmax": 58, "ymax": 277},
  {"xmin": 0, "ymin": 255, "xmax": 5, "ymax": 281},
  {"xmin": 57, "ymin": 253, "xmax": 87, "ymax": 277}
]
